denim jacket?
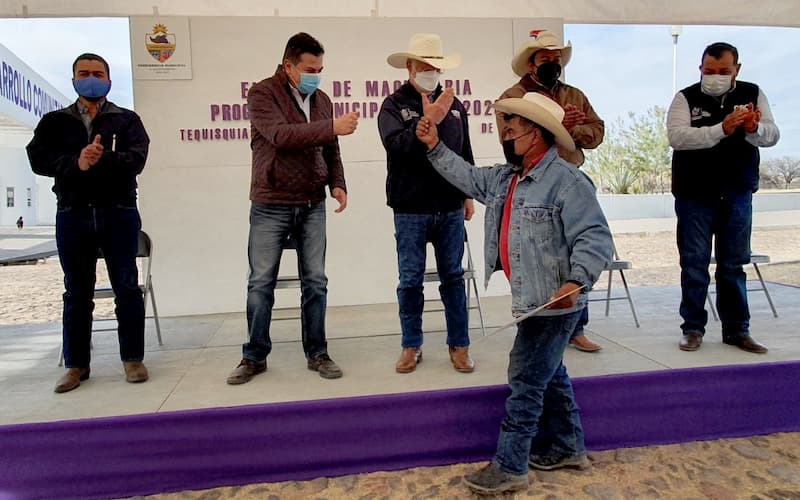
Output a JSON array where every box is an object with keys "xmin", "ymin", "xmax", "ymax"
[{"xmin": 427, "ymin": 143, "xmax": 612, "ymax": 317}]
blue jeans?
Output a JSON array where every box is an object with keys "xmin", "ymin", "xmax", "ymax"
[
  {"xmin": 675, "ymin": 194, "xmax": 752, "ymax": 340},
  {"xmin": 494, "ymin": 311, "xmax": 585, "ymax": 475},
  {"xmin": 394, "ymin": 210, "xmax": 469, "ymax": 348},
  {"xmin": 569, "ymin": 307, "xmax": 589, "ymax": 340},
  {"xmin": 244, "ymin": 202, "xmax": 328, "ymax": 360},
  {"xmin": 55, "ymin": 206, "xmax": 144, "ymax": 368}
]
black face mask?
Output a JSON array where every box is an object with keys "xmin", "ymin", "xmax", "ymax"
[
  {"xmin": 502, "ymin": 139, "xmax": 525, "ymax": 166},
  {"xmin": 535, "ymin": 62, "xmax": 562, "ymax": 87}
]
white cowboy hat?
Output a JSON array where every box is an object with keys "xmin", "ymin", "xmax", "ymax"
[
  {"xmin": 492, "ymin": 92, "xmax": 576, "ymax": 152},
  {"xmin": 387, "ymin": 33, "xmax": 461, "ymax": 70},
  {"xmin": 511, "ymin": 29, "xmax": 572, "ymax": 77}
]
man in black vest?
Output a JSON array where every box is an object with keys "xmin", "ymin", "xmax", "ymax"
[{"xmin": 668, "ymin": 42, "xmax": 779, "ymax": 354}]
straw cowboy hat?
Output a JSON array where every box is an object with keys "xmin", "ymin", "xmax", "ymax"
[
  {"xmin": 492, "ymin": 92, "xmax": 576, "ymax": 152},
  {"xmin": 387, "ymin": 33, "xmax": 461, "ymax": 70},
  {"xmin": 511, "ymin": 29, "xmax": 572, "ymax": 77}
]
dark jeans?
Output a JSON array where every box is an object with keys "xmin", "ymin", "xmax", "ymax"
[
  {"xmin": 243, "ymin": 202, "xmax": 328, "ymax": 361},
  {"xmin": 56, "ymin": 206, "xmax": 144, "ymax": 368},
  {"xmin": 569, "ymin": 307, "xmax": 589, "ymax": 340},
  {"xmin": 675, "ymin": 194, "xmax": 752, "ymax": 340},
  {"xmin": 494, "ymin": 311, "xmax": 585, "ymax": 475},
  {"xmin": 393, "ymin": 209, "xmax": 469, "ymax": 348}
]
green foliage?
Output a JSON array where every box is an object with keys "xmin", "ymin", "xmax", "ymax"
[{"xmin": 584, "ymin": 106, "xmax": 671, "ymax": 194}]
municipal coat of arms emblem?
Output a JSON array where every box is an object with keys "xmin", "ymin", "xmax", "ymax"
[{"xmin": 145, "ymin": 23, "xmax": 176, "ymax": 63}]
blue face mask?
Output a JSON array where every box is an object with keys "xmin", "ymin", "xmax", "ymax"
[
  {"xmin": 297, "ymin": 72, "xmax": 322, "ymax": 94},
  {"xmin": 73, "ymin": 76, "xmax": 111, "ymax": 101}
]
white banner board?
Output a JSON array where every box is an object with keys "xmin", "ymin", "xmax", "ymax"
[{"xmin": 132, "ymin": 16, "xmax": 563, "ymax": 316}]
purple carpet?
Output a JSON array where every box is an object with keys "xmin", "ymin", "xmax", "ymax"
[{"xmin": 1, "ymin": 361, "xmax": 799, "ymax": 499}]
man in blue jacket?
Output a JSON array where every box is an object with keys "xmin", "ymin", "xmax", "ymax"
[
  {"xmin": 27, "ymin": 53, "xmax": 150, "ymax": 393},
  {"xmin": 417, "ymin": 92, "xmax": 612, "ymax": 495},
  {"xmin": 378, "ymin": 33, "xmax": 475, "ymax": 374}
]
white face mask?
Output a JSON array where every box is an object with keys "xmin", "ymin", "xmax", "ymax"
[
  {"xmin": 701, "ymin": 74, "xmax": 733, "ymax": 97},
  {"xmin": 413, "ymin": 70, "xmax": 440, "ymax": 93}
]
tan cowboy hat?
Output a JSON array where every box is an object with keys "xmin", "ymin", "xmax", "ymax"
[
  {"xmin": 387, "ymin": 33, "xmax": 461, "ymax": 70},
  {"xmin": 492, "ymin": 92, "xmax": 576, "ymax": 152},
  {"xmin": 511, "ymin": 29, "xmax": 572, "ymax": 77}
]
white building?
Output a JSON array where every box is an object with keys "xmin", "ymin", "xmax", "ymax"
[{"xmin": 0, "ymin": 42, "xmax": 69, "ymax": 226}]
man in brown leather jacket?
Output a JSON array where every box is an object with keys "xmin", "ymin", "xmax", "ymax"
[
  {"xmin": 497, "ymin": 29, "xmax": 606, "ymax": 354},
  {"xmin": 227, "ymin": 32, "xmax": 359, "ymax": 385}
]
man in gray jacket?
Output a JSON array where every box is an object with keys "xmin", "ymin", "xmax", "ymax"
[
  {"xmin": 227, "ymin": 32, "xmax": 359, "ymax": 384},
  {"xmin": 417, "ymin": 92, "xmax": 612, "ymax": 495}
]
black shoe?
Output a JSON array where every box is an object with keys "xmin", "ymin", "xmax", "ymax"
[
  {"xmin": 464, "ymin": 462, "xmax": 528, "ymax": 495},
  {"xmin": 529, "ymin": 452, "xmax": 590, "ymax": 471},
  {"xmin": 307, "ymin": 353, "xmax": 343, "ymax": 379},
  {"xmin": 723, "ymin": 335, "xmax": 768, "ymax": 354},
  {"xmin": 226, "ymin": 359, "xmax": 267, "ymax": 385}
]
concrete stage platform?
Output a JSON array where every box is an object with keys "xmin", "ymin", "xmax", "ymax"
[
  {"xmin": 2, "ymin": 281, "xmax": 799, "ymax": 427},
  {"xmin": 2, "ymin": 282, "xmax": 799, "ymax": 499}
]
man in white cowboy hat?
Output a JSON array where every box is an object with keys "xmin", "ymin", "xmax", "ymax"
[
  {"xmin": 499, "ymin": 28, "xmax": 606, "ymax": 354},
  {"xmin": 378, "ymin": 33, "xmax": 476, "ymax": 374},
  {"xmin": 417, "ymin": 92, "xmax": 612, "ymax": 495}
]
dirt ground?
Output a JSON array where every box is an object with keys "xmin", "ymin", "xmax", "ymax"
[
  {"xmin": 2, "ymin": 227, "xmax": 799, "ymax": 326},
  {"xmin": 138, "ymin": 433, "xmax": 800, "ymax": 499}
]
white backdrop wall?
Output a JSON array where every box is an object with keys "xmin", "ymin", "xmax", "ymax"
[{"xmin": 133, "ymin": 16, "xmax": 560, "ymax": 316}]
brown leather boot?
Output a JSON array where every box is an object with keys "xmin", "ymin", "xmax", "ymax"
[
  {"xmin": 54, "ymin": 367, "xmax": 90, "ymax": 393},
  {"xmin": 123, "ymin": 362, "xmax": 149, "ymax": 383},
  {"xmin": 449, "ymin": 346, "xmax": 475, "ymax": 373},
  {"xmin": 226, "ymin": 359, "xmax": 267, "ymax": 385},
  {"xmin": 395, "ymin": 347, "xmax": 422, "ymax": 373},
  {"xmin": 569, "ymin": 335, "xmax": 602, "ymax": 352}
]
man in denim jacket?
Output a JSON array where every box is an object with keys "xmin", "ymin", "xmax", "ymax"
[{"xmin": 417, "ymin": 92, "xmax": 612, "ymax": 495}]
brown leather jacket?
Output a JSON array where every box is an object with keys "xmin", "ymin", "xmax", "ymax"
[
  {"xmin": 496, "ymin": 74, "xmax": 604, "ymax": 167},
  {"xmin": 248, "ymin": 65, "xmax": 346, "ymax": 205}
]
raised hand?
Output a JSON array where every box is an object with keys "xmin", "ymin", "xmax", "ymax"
[
  {"xmin": 334, "ymin": 112, "xmax": 359, "ymax": 136},
  {"xmin": 421, "ymin": 87, "xmax": 455, "ymax": 125},
  {"xmin": 78, "ymin": 134, "xmax": 104, "ymax": 171}
]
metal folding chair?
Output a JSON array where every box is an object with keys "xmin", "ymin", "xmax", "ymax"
[
  {"xmin": 58, "ymin": 230, "xmax": 162, "ymax": 366},
  {"xmin": 588, "ymin": 242, "xmax": 640, "ymax": 327},
  {"xmin": 706, "ymin": 253, "xmax": 778, "ymax": 320},
  {"xmin": 423, "ymin": 229, "xmax": 486, "ymax": 336}
]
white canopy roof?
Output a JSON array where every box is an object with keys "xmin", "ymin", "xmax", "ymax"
[{"xmin": 1, "ymin": 0, "xmax": 798, "ymax": 27}]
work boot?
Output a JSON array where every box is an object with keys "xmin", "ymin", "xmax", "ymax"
[
  {"xmin": 307, "ymin": 353, "xmax": 343, "ymax": 379},
  {"xmin": 54, "ymin": 367, "xmax": 90, "ymax": 393},
  {"xmin": 569, "ymin": 335, "xmax": 602, "ymax": 352},
  {"xmin": 448, "ymin": 346, "xmax": 475, "ymax": 373},
  {"xmin": 123, "ymin": 362, "xmax": 149, "ymax": 383},
  {"xmin": 395, "ymin": 347, "xmax": 422, "ymax": 373},
  {"xmin": 226, "ymin": 358, "xmax": 267, "ymax": 385},
  {"xmin": 464, "ymin": 462, "xmax": 529, "ymax": 495}
]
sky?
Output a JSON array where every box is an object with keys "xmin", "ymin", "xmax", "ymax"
[{"xmin": 0, "ymin": 18, "xmax": 797, "ymax": 159}]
